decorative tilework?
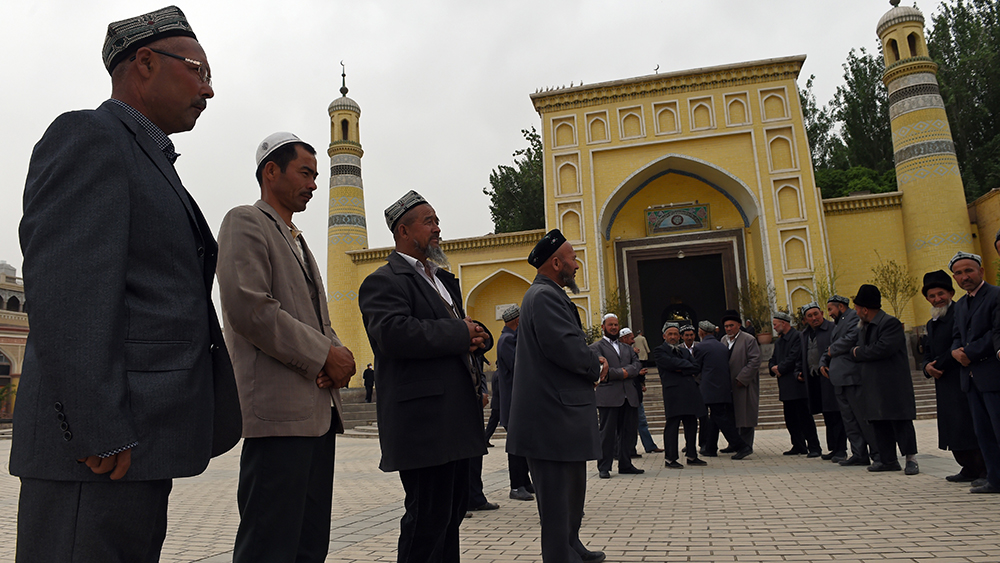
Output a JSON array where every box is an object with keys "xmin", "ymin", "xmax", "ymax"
[
  {"xmin": 912, "ymin": 233, "xmax": 973, "ymax": 250},
  {"xmin": 328, "ymin": 290, "xmax": 359, "ymax": 301},
  {"xmin": 896, "ymin": 162, "xmax": 961, "ymax": 184},
  {"xmin": 329, "ymin": 234, "xmax": 368, "ymax": 246},
  {"xmin": 329, "ymin": 214, "xmax": 367, "ymax": 228},
  {"xmin": 892, "ymin": 119, "xmax": 949, "ymax": 143}
]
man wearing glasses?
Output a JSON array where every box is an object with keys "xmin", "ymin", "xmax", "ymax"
[{"xmin": 11, "ymin": 7, "xmax": 240, "ymax": 562}]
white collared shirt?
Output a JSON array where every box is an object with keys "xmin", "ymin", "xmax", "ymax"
[
  {"xmin": 396, "ymin": 251, "xmax": 454, "ymax": 306},
  {"xmin": 602, "ymin": 335, "xmax": 621, "ymax": 356},
  {"xmin": 727, "ymin": 332, "xmax": 737, "ymax": 349}
]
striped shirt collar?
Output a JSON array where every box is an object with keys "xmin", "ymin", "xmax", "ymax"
[{"xmin": 108, "ymin": 98, "xmax": 179, "ymax": 164}]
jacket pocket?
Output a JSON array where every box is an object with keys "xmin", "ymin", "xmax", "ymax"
[
  {"xmin": 559, "ymin": 388, "xmax": 595, "ymax": 406},
  {"xmin": 124, "ymin": 340, "xmax": 196, "ymax": 372}
]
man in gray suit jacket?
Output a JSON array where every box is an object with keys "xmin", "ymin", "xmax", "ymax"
[
  {"xmin": 359, "ymin": 191, "xmax": 488, "ymax": 563},
  {"xmin": 12, "ymin": 7, "xmax": 241, "ymax": 562},
  {"xmin": 720, "ymin": 310, "xmax": 760, "ymax": 450},
  {"xmin": 591, "ymin": 313, "xmax": 644, "ymax": 478},
  {"xmin": 218, "ymin": 133, "xmax": 356, "ymax": 562},
  {"xmin": 508, "ymin": 229, "xmax": 608, "ymax": 563},
  {"xmin": 821, "ymin": 295, "xmax": 877, "ymax": 466}
]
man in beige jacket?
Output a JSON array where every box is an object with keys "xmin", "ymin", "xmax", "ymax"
[{"xmin": 218, "ymin": 132, "xmax": 356, "ymax": 563}]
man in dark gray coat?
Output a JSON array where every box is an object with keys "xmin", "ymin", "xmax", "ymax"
[
  {"xmin": 821, "ymin": 295, "xmax": 878, "ymax": 466},
  {"xmin": 654, "ymin": 323, "xmax": 706, "ymax": 468},
  {"xmin": 694, "ymin": 321, "xmax": 752, "ymax": 460},
  {"xmin": 508, "ymin": 229, "xmax": 608, "ymax": 563},
  {"xmin": 801, "ymin": 302, "xmax": 846, "ymax": 461},
  {"xmin": 769, "ymin": 312, "xmax": 820, "ymax": 457},
  {"xmin": 12, "ymin": 8, "xmax": 242, "ymax": 562},
  {"xmin": 496, "ymin": 305, "xmax": 534, "ymax": 501},
  {"xmin": 591, "ymin": 313, "xmax": 643, "ymax": 478},
  {"xmin": 949, "ymin": 250, "xmax": 1000, "ymax": 493},
  {"xmin": 850, "ymin": 284, "xmax": 918, "ymax": 475},
  {"xmin": 358, "ymin": 191, "xmax": 488, "ymax": 563},
  {"xmin": 921, "ymin": 270, "xmax": 985, "ymax": 483}
]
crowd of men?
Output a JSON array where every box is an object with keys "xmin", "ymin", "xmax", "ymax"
[{"xmin": 9, "ymin": 5, "xmax": 1000, "ymax": 563}]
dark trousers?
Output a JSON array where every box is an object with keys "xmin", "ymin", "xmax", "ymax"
[
  {"xmin": 822, "ymin": 410, "xmax": 848, "ymax": 455},
  {"xmin": 508, "ymin": 453, "xmax": 532, "ymax": 489},
  {"xmin": 698, "ymin": 415, "xmax": 716, "ymax": 451},
  {"xmin": 234, "ymin": 420, "xmax": 337, "ymax": 563},
  {"xmin": 705, "ymin": 402, "xmax": 748, "ymax": 452},
  {"xmin": 967, "ymin": 381, "xmax": 1000, "ymax": 487},
  {"xmin": 597, "ymin": 404, "xmax": 638, "ymax": 472},
  {"xmin": 836, "ymin": 384, "xmax": 878, "ymax": 461},
  {"xmin": 468, "ymin": 455, "xmax": 487, "ymax": 509},
  {"xmin": 782, "ymin": 398, "xmax": 821, "ymax": 453},
  {"xmin": 17, "ymin": 477, "xmax": 171, "ymax": 563},
  {"xmin": 365, "ymin": 384, "xmax": 374, "ymax": 402},
  {"xmin": 526, "ymin": 458, "xmax": 592, "ymax": 563},
  {"xmin": 870, "ymin": 419, "xmax": 917, "ymax": 465},
  {"xmin": 953, "ymin": 448, "xmax": 988, "ymax": 479},
  {"xmin": 485, "ymin": 408, "xmax": 500, "ymax": 440},
  {"xmin": 738, "ymin": 427, "xmax": 755, "ymax": 449},
  {"xmin": 664, "ymin": 415, "xmax": 698, "ymax": 462},
  {"xmin": 397, "ymin": 458, "xmax": 470, "ymax": 563}
]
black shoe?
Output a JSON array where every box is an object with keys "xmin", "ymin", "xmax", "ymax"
[
  {"xmin": 700, "ymin": 450, "xmax": 718, "ymax": 457},
  {"xmin": 509, "ymin": 487, "xmax": 534, "ymax": 501},
  {"xmin": 783, "ymin": 448, "xmax": 806, "ymax": 456},
  {"xmin": 867, "ymin": 461, "xmax": 902, "ymax": 472},
  {"xmin": 946, "ymin": 473, "xmax": 977, "ymax": 483},
  {"xmin": 599, "ymin": 471, "xmax": 611, "ymax": 479},
  {"xmin": 470, "ymin": 502, "xmax": 500, "ymax": 511},
  {"xmin": 665, "ymin": 460, "xmax": 683, "ymax": 469},
  {"xmin": 525, "ymin": 483, "xmax": 535, "ymax": 494},
  {"xmin": 839, "ymin": 456, "xmax": 870, "ymax": 466},
  {"xmin": 732, "ymin": 447, "xmax": 753, "ymax": 460},
  {"xmin": 619, "ymin": 466, "xmax": 645, "ymax": 475},
  {"xmin": 687, "ymin": 457, "xmax": 707, "ymax": 466},
  {"xmin": 970, "ymin": 482, "xmax": 1000, "ymax": 493},
  {"xmin": 464, "ymin": 512, "xmax": 472, "ymax": 518},
  {"xmin": 904, "ymin": 461, "xmax": 919, "ymax": 475},
  {"xmin": 821, "ymin": 452, "xmax": 835, "ymax": 460},
  {"xmin": 972, "ymin": 477, "xmax": 988, "ymax": 488},
  {"xmin": 807, "ymin": 450, "xmax": 822, "ymax": 458},
  {"xmin": 831, "ymin": 454, "xmax": 847, "ymax": 463},
  {"xmin": 580, "ymin": 550, "xmax": 607, "ymax": 563},
  {"xmin": 647, "ymin": 447, "xmax": 664, "ymax": 453},
  {"xmin": 720, "ymin": 446, "xmax": 738, "ymax": 453},
  {"xmin": 630, "ymin": 453, "xmax": 643, "ymax": 459},
  {"xmin": 487, "ymin": 443, "xmax": 495, "ymax": 448}
]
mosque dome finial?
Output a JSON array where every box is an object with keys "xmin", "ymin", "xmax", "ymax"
[
  {"xmin": 340, "ymin": 60, "xmax": 349, "ymax": 96},
  {"xmin": 329, "ymin": 60, "xmax": 360, "ymax": 115}
]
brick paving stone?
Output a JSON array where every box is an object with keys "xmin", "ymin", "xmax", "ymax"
[{"xmin": 3, "ymin": 419, "xmax": 1000, "ymax": 562}]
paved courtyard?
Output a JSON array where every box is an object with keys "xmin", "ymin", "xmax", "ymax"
[{"xmin": 1, "ymin": 418, "xmax": 998, "ymax": 563}]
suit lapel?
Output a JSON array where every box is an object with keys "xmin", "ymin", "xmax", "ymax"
[
  {"xmin": 254, "ymin": 201, "xmax": 312, "ymax": 282},
  {"xmin": 387, "ymin": 252, "xmax": 454, "ymax": 320}
]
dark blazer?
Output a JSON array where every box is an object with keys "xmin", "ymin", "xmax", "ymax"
[
  {"xmin": 693, "ymin": 335, "xmax": 733, "ymax": 405},
  {"xmin": 217, "ymin": 201, "xmax": 345, "ymax": 438},
  {"xmin": 854, "ymin": 310, "xmax": 916, "ymax": 421},
  {"xmin": 653, "ymin": 342, "xmax": 704, "ymax": 418},
  {"xmin": 925, "ymin": 304, "xmax": 979, "ymax": 451},
  {"xmin": 821, "ymin": 308, "xmax": 862, "ymax": 387},
  {"xmin": 770, "ymin": 328, "xmax": 807, "ymax": 401},
  {"xmin": 801, "ymin": 320, "xmax": 838, "ymax": 413},
  {"xmin": 496, "ymin": 325, "xmax": 517, "ymax": 429},
  {"xmin": 12, "ymin": 100, "xmax": 241, "ymax": 481},
  {"xmin": 358, "ymin": 251, "xmax": 487, "ymax": 472},
  {"xmin": 591, "ymin": 338, "xmax": 641, "ymax": 408},
  {"xmin": 953, "ymin": 282, "xmax": 1000, "ymax": 392},
  {"xmin": 507, "ymin": 275, "xmax": 601, "ymax": 462}
]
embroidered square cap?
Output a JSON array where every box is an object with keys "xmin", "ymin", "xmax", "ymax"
[{"xmin": 103, "ymin": 6, "xmax": 197, "ymax": 74}]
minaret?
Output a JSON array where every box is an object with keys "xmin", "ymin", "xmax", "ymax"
[
  {"xmin": 327, "ymin": 64, "xmax": 368, "ymax": 356},
  {"xmin": 877, "ymin": 1, "xmax": 974, "ymax": 323}
]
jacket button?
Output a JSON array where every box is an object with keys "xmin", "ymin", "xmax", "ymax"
[
  {"xmin": 54, "ymin": 402, "xmax": 63, "ymax": 412},
  {"xmin": 63, "ymin": 431, "xmax": 72, "ymax": 441},
  {"xmin": 197, "ymin": 247, "xmax": 205, "ymax": 257},
  {"xmin": 60, "ymin": 422, "xmax": 69, "ymax": 431},
  {"xmin": 56, "ymin": 412, "xmax": 65, "ymax": 422}
]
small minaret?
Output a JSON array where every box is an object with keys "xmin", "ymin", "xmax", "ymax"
[
  {"xmin": 326, "ymin": 64, "xmax": 368, "ymax": 355},
  {"xmin": 878, "ymin": 1, "xmax": 974, "ymax": 322}
]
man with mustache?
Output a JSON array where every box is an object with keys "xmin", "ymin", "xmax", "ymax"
[
  {"xmin": 800, "ymin": 302, "xmax": 846, "ymax": 462},
  {"xmin": 508, "ymin": 229, "xmax": 609, "ymax": 563},
  {"xmin": 920, "ymin": 270, "xmax": 985, "ymax": 485},
  {"xmin": 949, "ymin": 251, "xmax": 1000, "ymax": 493},
  {"xmin": 217, "ymin": 133, "xmax": 357, "ymax": 562},
  {"xmin": 591, "ymin": 313, "xmax": 644, "ymax": 478},
  {"xmin": 12, "ymin": 7, "xmax": 242, "ymax": 562},
  {"xmin": 359, "ymin": 191, "xmax": 488, "ymax": 562}
]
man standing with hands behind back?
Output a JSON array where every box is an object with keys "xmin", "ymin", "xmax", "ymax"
[
  {"xmin": 508, "ymin": 229, "xmax": 609, "ymax": 563},
  {"xmin": 13, "ymin": 7, "xmax": 242, "ymax": 562},
  {"xmin": 359, "ymin": 191, "xmax": 488, "ymax": 563},
  {"xmin": 218, "ymin": 132, "xmax": 356, "ymax": 562}
]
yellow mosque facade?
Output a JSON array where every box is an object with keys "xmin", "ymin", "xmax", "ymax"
[{"xmin": 326, "ymin": 3, "xmax": 1000, "ymax": 368}]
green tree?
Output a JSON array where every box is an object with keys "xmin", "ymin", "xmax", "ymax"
[
  {"xmin": 799, "ymin": 75, "xmax": 846, "ymax": 170},
  {"xmin": 483, "ymin": 127, "xmax": 545, "ymax": 233},
  {"xmin": 830, "ymin": 48, "xmax": 894, "ymax": 173},
  {"xmin": 927, "ymin": 0, "xmax": 1000, "ymax": 200}
]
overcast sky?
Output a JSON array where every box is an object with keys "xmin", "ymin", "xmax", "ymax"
[{"xmin": 1, "ymin": 0, "xmax": 944, "ymax": 281}]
